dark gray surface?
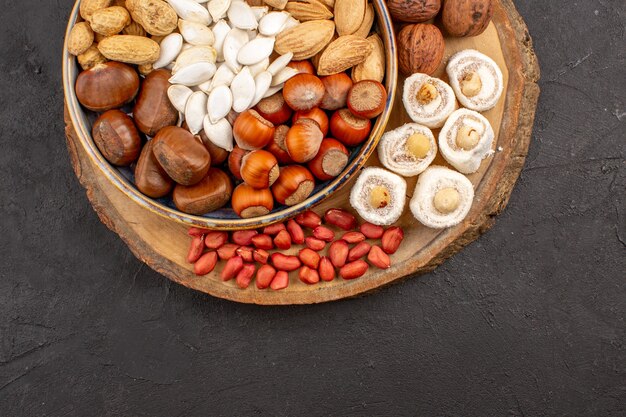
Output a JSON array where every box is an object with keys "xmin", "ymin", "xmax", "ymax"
[{"xmin": 1, "ymin": 1, "xmax": 624, "ymax": 416}]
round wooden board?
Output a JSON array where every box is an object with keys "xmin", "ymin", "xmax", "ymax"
[{"xmin": 64, "ymin": 0, "xmax": 540, "ymax": 305}]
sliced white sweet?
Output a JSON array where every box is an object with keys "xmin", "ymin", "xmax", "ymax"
[
  {"xmin": 178, "ymin": 20, "xmax": 215, "ymax": 46},
  {"xmin": 251, "ymin": 71, "xmax": 272, "ymax": 107},
  {"xmin": 438, "ymin": 109, "xmax": 495, "ymax": 174},
  {"xmin": 185, "ymin": 91, "xmax": 208, "ymax": 134},
  {"xmin": 203, "ymin": 116, "xmax": 234, "ymax": 151},
  {"xmin": 207, "ymin": 85, "xmax": 233, "ymax": 123},
  {"xmin": 410, "ymin": 166, "xmax": 474, "ymax": 229},
  {"xmin": 378, "ymin": 123, "xmax": 437, "ymax": 177},
  {"xmin": 230, "ymin": 66, "xmax": 255, "ymax": 112},
  {"xmin": 248, "ymin": 57, "xmax": 269, "ymax": 77},
  {"xmin": 237, "ymin": 35, "xmax": 275, "ymax": 66},
  {"xmin": 227, "ymin": 1, "xmax": 258, "ymax": 30},
  {"xmin": 267, "ymin": 52, "xmax": 293, "ymax": 76},
  {"xmin": 167, "ymin": 0, "xmax": 212, "ymax": 25},
  {"xmin": 349, "ymin": 167, "xmax": 407, "ymax": 226},
  {"xmin": 223, "ymin": 27, "xmax": 249, "ymax": 73},
  {"xmin": 259, "ymin": 11, "xmax": 289, "ymax": 36},
  {"xmin": 250, "ymin": 6, "xmax": 269, "ymax": 21},
  {"xmin": 271, "ymin": 66, "xmax": 298, "ymax": 86},
  {"xmin": 167, "ymin": 85, "xmax": 194, "ymax": 113},
  {"xmin": 212, "ymin": 19, "xmax": 231, "ymax": 62},
  {"xmin": 169, "ymin": 61, "xmax": 217, "ymax": 86},
  {"xmin": 446, "ymin": 49, "xmax": 504, "ymax": 112},
  {"xmin": 210, "ymin": 63, "xmax": 236, "ymax": 89},
  {"xmin": 207, "ymin": 0, "xmax": 230, "ymax": 21},
  {"xmin": 402, "ymin": 73, "xmax": 457, "ymax": 129},
  {"xmin": 172, "ymin": 45, "xmax": 217, "ymax": 74},
  {"xmin": 153, "ymin": 33, "xmax": 183, "ymax": 69}
]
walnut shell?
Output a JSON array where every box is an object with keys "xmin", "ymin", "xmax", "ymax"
[
  {"xmin": 397, "ymin": 24, "xmax": 445, "ymax": 76},
  {"xmin": 387, "ymin": 0, "xmax": 441, "ymax": 23},
  {"xmin": 441, "ymin": 0, "xmax": 493, "ymax": 37}
]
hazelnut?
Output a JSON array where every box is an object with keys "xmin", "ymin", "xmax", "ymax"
[
  {"xmin": 456, "ymin": 125, "xmax": 480, "ymax": 150},
  {"xmin": 460, "ymin": 71, "xmax": 482, "ymax": 97},
  {"xmin": 369, "ymin": 186, "xmax": 391, "ymax": 209},
  {"xmin": 406, "ymin": 133, "xmax": 431, "ymax": 159},
  {"xmin": 433, "ymin": 188, "xmax": 461, "ymax": 214},
  {"xmin": 417, "ymin": 83, "xmax": 438, "ymax": 104},
  {"xmin": 442, "ymin": 0, "xmax": 493, "ymax": 37},
  {"xmin": 397, "ymin": 24, "xmax": 445, "ymax": 76}
]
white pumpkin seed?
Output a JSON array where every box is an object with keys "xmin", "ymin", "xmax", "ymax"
[
  {"xmin": 207, "ymin": 85, "xmax": 233, "ymax": 123},
  {"xmin": 212, "ymin": 19, "xmax": 231, "ymax": 62},
  {"xmin": 267, "ymin": 52, "xmax": 293, "ymax": 76},
  {"xmin": 168, "ymin": 85, "xmax": 194, "ymax": 113},
  {"xmin": 251, "ymin": 6, "xmax": 269, "ymax": 21},
  {"xmin": 153, "ymin": 33, "xmax": 183, "ymax": 69},
  {"xmin": 251, "ymin": 71, "xmax": 272, "ymax": 108},
  {"xmin": 169, "ymin": 61, "xmax": 217, "ymax": 86},
  {"xmin": 178, "ymin": 20, "xmax": 215, "ymax": 46},
  {"xmin": 210, "ymin": 63, "xmax": 236, "ymax": 89},
  {"xmin": 271, "ymin": 66, "xmax": 298, "ymax": 86},
  {"xmin": 185, "ymin": 91, "xmax": 208, "ymax": 134},
  {"xmin": 281, "ymin": 16, "xmax": 300, "ymax": 31},
  {"xmin": 248, "ymin": 57, "xmax": 269, "ymax": 77},
  {"xmin": 203, "ymin": 116, "xmax": 234, "ymax": 151},
  {"xmin": 259, "ymin": 11, "xmax": 289, "ymax": 37},
  {"xmin": 167, "ymin": 0, "xmax": 212, "ymax": 25},
  {"xmin": 227, "ymin": 1, "xmax": 258, "ymax": 30},
  {"xmin": 223, "ymin": 27, "xmax": 248, "ymax": 73},
  {"xmin": 207, "ymin": 0, "xmax": 231, "ymax": 21},
  {"xmin": 230, "ymin": 66, "xmax": 255, "ymax": 112},
  {"xmin": 172, "ymin": 46, "xmax": 217, "ymax": 74},
  {"xmin": 237, "ymin": 35, "xmax": 274, "ymax": 66}
]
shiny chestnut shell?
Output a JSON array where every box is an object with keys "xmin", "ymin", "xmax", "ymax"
[
  {"xmin": 75, "ymin": 62, "xmax": 139, "ymax": 112},
  {"xmin": 92, "ymin": 109, "xmax": 142, "ymax": 166},
  {"xmin": 152, "ymin": 126, "xmax": 211, "ymax": 186},
  {"xmin": 133, "ymin": 69, "xmax": 178, "ymax": 136},
  {"xmin": 134, "ymin": 139, "xmax": 174, "ymax": 198},
  {"xmin": 173, "ymin": 168, "xmax": 233, "ymax": 215}
]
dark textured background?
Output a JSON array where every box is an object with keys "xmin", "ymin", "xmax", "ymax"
[{"xmin": 1, "ymin": 1, "xmax": 624, "ymax": 416}]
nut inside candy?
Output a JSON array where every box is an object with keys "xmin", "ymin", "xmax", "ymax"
[
  {"xmin": 417, "ymin": 83, "xmax": 438, "ymax": 104},
  {"xmin": 369, "ymin": 186, "xmax": 391, "ymax": 209},
  {"xmin": 406, "ymin": 133, "xmax": 431, "ymax": 159},
  {"xmin": 460, "ymin": 71, "xmax": 482, "ymax": 97},
  {"xmin": 433, "ymin": 187, "xmax": 460, "ymax": 214},
  {"xmin": 456, "ymin": 125, "xmax": 480, "ymax": 151}
]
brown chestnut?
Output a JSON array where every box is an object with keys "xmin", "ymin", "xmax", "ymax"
[
  {"xmin": 92, "ymin": 110, "xmax": 142, "ymax": 166},
  {"xmin": 152, "ymin": 126, "xmax": 211, "ymax": 186},
  {"xmin": 75, "ymin": 62, "xmax": 139, "ymax": 112},
  {"xmin": 173, "ymin": 168, "xmax": 233, "ymax": 215},
  {"xmin": 133, "ymin": 69, "xmax": 178, "ymax": 136},
  {"xmin": 184, "ymin": 122, "xmax": 229, "ymax": 166},
  {"xmin": 134, "ymin": 139, "xmax": 174, "ymax": 198}
]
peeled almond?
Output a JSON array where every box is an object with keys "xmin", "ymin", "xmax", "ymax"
[
  {"xmin": 223, "ymin": 27, "xmax": 249, "ymax": 73},
  {"xmin": 153, "ymin": 33, "xmax": 183, "ymax": 69},
  {"xmin": 168, "ymin": 84, "xmax": 194, "ymax": 113},
  {"xmin": 259, "ymin": 11, "xmax": 290, "ymax": 36},
  {"xmin": 237, "ymin": 35, "xmax": 275, "ymax": 66},
  {"xmin": 212, "ymin": 19, "xmax": 231, "ymax": 61},
  {"xmin": 208, "ymin": 85, "xmax": 233, "ymax": 123},
  {"xmin": 169, "ymin": 61, "xmax": 217, "ymax": 86},
  {"xmin": 203, "ymin": 116, "xmax": 234, "ymax": 151},
  {"xmin": 208, "ymin": 0, "xmax": 231, "ymax": 21},
  {"xmin": 267, "ymin": 52, "xmax": 293, "ymax": 76},
  {"xmin": 231, "ymin": 66, "xmax": 256, "ymax": 112},
  {"xmin": 166, "ymin": 0, "xmax": 212, "ymax": 25},
  {"xmin": 185, "ymin": 91, "xmax": 208, "ymax": 134},
  {"xmin": 227, "ymin": 1, "xmax": 258, "ymax": 30},
  {"xmin": 251, "ymin": 71, "xmax": 272, "ymax": 108},
  {"xmin": 178, "ymin": 20, "xmax": 215, "ymax": 46}
]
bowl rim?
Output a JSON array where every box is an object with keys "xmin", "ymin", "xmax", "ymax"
[{"xmin": 63, "ymin": 0, "xmax": 398, "ymax": 231}]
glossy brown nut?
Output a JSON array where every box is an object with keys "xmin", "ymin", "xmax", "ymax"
[
  {"xmin": 133, "ymin": 69, "xmax": 178, "ymax": 136},
  {"xmin": 152, "ymin": 126, "xmax": 211, "ymax": 186},
  {"xmin": 92, "ymin": 109, "xmax": 142, "ymax": 166},
  {"xmin": 198, "ymin": 130, "xmax": 229, "ymax": 166},
  {"xmin": 173, "ymin": 168, "xmax": 233, "ymax": 215},
  {"xmin": 134, "ymin": 139, "xmax": 174, "ymax": 198},
  {"xmin": 75, "ymin": 62, "xmax": 139, "ymax": 112}
]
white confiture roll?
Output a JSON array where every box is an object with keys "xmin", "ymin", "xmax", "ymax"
[
  {"xmin": 439, "ymin": 109, "xmax": 495, "ymax": 174},
  {"xmin": 378, "ymin": 123, "xmax": 437, "ymax": 177},
  {"xmin": 410, "ymin": 166, "xmax": 474, "ymax": 229},
  {"xmin": 350, "ymin": 167, "xmax": 407, "ymax": 226},
  {"xmin": 402, "ymin": 73, "xmax": 457, "ymax": 128},
  {"xmin": 446, "ymin": 49, "xmax": 504, "ymax": 112}
]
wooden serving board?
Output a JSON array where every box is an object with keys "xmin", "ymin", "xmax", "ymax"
[{"xmin": 64, "ymin": 0, "xmax": 539, "ymax": 305}]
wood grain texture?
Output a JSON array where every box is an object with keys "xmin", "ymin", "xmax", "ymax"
[{"xmin": 63, "ymin": 0, "xmax": 540, "ymax": 305}]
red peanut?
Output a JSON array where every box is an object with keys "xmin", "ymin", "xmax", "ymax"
[
  {"xmin": 188, "ymin": 227, "xmax": 210, "ymax": 237},
  {"xmin": 295, "ymin": 210, "xmax": 322, "ymax": 228},
  {"xmin": 204, "ymin": 231, "xmax": 229, "ymax": 249},
  {"xmin": 299, "ymin": 266, "xmax": 320, "ymax": 285},
  {"xmin": 236, "ymin": 246, "xmax": 254, "ymax": 262},
  {"xmin": 256, "ymin": 264, "xmax": 277, "ymax": 289},
  {"xmin": 286, "ymin": 219, "xmax": 305, "ymax": 244},
  {"xmin": 313, "ymin": 226, "xmax": 335, "ymax": 242},
  {"xmin": 187, "ymin": 236, "xmax": 205, "ymax": 263},
  {"xmin": 341, "ymin": 231, "xmax": 366, "ymax": 244},
  {"xmin": 217, "ymin": 244, "xmax": 240, "ymax": 260},
  {"xmin": 263, "ymin": 223, "xmax": 286, "ymax": 235},
  {"xmin": 270, "ymin": 271, "xmax": 290, "ymax": 290},
  {"xmin": 348, "ymin": 242, "xmax": 371, "ymax": 261},
  {"xmin": 329, "ymin": 240, "xmax": 349, "ymax": 268},
  {"xmin": 194, "ymin": 251, "xmax": 218, "ymax": 276},
  {"xmin": 368, "ymin": 245, "xmax": 391, "ymax": 269},
  {"xmin": 231, "ymin": 230, "xmax": 258, "ymax": 246},
  {"xmin": 319, "ymin": 257, "xmax": 335, "ymax": 282},
  {"xmin": 221, "ymin": 256, "xmax": 243, "ymax": 281},
  {"xmin": 271, "ymin": 253, "xmax": 301, "ymax": 271},
  {"xmin": 360, "ymin": 222, "xmax": 384, "ymax": 239},
  {"xmin": 339, "ymin": 260, "xmax": 369, "ymax": 280},
  {"xmin": 236, "ymin": 264, "xmax": 256, "ymax": 289},
  {"xmin": 305, "ymin": 237, "xmax": 326, "ymax": 251},
  {"xmin": 274, "ymin": 230, "xmax": 292, "ymax": 250},
  {"xmin": 251, "ymin": 234, "xmax": 274, "ymax": 250},
  {"xmin": 299, "ymin": 248, "xmax": 321, "ymax": 269},
  {"xmin": 324, "ymin": 208, "xmax": 357, "ymax": 230},
  {"xmin": 382, "ymin": 227, "xmax": 404, "ymax": 254},
  {"xmin": 253, "ymin": 249, "xmax": 270, "ymax": 264}
]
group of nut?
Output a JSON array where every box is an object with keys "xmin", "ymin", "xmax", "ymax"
[
  {"xmin": 187, "ymin": 208, "xmax": 404, "ymax": 289},
  {"xmin": 68, "ymin": 0, "xmax": 388, "ymax": 218}
]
